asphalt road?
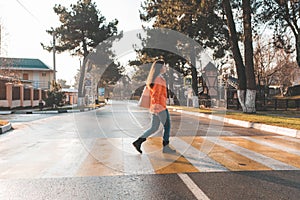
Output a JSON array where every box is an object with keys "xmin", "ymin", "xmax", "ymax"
[{"xmin": 0, "ymin": 100, "xmax": 299, "ymax": 199}]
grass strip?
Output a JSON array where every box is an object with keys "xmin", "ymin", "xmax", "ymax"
[
  {"xmin": 169, "ymin": 106, "xmax": 300, "ymax": 130},
  {"xmin": 224, "ymin": 112, "xmax": 300, "ymax": 130}
]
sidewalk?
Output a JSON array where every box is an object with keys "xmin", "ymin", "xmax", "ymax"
[
  {"xmin": 0, "ymin": 104, "xmax": 104, "ymax": 134},
  {"xmin": 168, "ymin": 106, "xmax": 300, "ymax": 138},
  {"xmin": 0, "ymin": 103, "xmax": 104, "ymax": 115}
]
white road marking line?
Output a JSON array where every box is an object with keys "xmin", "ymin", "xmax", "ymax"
[
  {"xmin": 172, "ymin": 138, "xmax": 228, "ymax": 172},
  {"xmin": 178, "ymin": 173, "xmax": 210, "ymax": 200},
  {"xmin": 273, "ymin": 136, "xmax": 300, "ymax": 143},
  {"xmin": 221, "ymin": 131, "xmax": 237, "ymax": 136},
  {"xmin": 127, "ymin": 105, "xmax": 145, "ymax": 129},
  {"xmin": 106, "ymin": 108, "xmax": 140, "ymax": 136},
  {"xmin": 205, "ymin": 137, "xmax": 299, "ymax": 170},
  {"xmin": 240, "ymin": 136, "xmax": 300, "ymax": 156}
]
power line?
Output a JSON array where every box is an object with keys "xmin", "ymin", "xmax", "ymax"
[
  {"xmin": 15, "ymin": 0, "xmax": 41, "ymax": 25},
  {"xmin": 15, "ymin": 0, "xmax": 56, "ymax": 82}
]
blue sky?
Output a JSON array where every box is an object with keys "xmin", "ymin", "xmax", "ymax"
[{"xmin": 0, "ymin": 0, "xmax": 144, "ymax": 85}]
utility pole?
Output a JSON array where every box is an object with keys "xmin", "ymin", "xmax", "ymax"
[{"xmin": 52, "ymin": 32, "xmax": 56, "ymax": 82}]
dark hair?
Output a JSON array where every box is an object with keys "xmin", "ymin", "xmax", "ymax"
[
  {"xmin": 156, "ymin": 60, "xmax": 165, "ymax": 65},
  {"xmin": 146, "ymin": 60, "xmax": 165, "ymax": 88}
]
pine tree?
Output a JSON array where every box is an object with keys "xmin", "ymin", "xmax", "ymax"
[{"xmin": 42, "ymin": 0, "xmax": 118, "ymax": 105}]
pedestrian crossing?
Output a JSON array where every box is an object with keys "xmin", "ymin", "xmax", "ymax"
[
  {"xmin": 1, "ymin": 134, "xmax": 300, "ymax": 179},
  {"xmin": 75, "ymin": 135, "xmax": 300, "ymax": 177}
]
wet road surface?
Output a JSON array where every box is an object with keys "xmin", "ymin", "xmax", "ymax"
[{"xmin": 0, "ymin": 100, "xmax": 299, "ymax": 199}]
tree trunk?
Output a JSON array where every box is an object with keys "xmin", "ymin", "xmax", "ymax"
[
  {"xmin": 223, "ymin": 0, "xmax": 249, "ymax": 111},
  {"xmin": 296, "ymin": 33, "xmax": 300, "ymax": 68},
  {"xmin": 77, "ymin": 58, "xmax": 87, "ymax": 106},
  {"xmin": 245, "ymin": 89, "xmax": 256, "ymax": 113},
  {"xmin": 190, "ymin": 48, "xmax": 199, "ymax": 108},
  {"xmin": 222, "ymin": 0, "xmax": 246, "ymax": 91},
  {"xmin": 190, "ymin": 45, "xmax": 199, "ymax": 97},
  {"xmin": 191, "ymin": 66, "xmax": 198, "ymax": 95},
  {"xmin": 167, "ymin": 67, "xmax": 174, "ymax": 105},
  {"xmin": 243, "ymin": 0, "xmax": 256, "ymax": 113},
  {"xmin": 237, "ymin": 89, "xmax": 246, "ymax": 112}
]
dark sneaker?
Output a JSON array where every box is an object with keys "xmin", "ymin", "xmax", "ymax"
[
  {"xmin": 132, "ymin": 138, "xmax": 146, "ymax": 154},
  {"xmin": 133, "ymin": 141, "xmax": 142, "ymax": 154}
]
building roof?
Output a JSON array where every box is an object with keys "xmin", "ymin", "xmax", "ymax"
[{"xmin": 0, "ymin": 57, "xmax": 52, "ymax": 71}]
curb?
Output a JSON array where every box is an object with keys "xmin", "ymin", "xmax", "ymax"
[
  {"xmin": 31, "ymin": 108, "xmax": 95, "ymax": 114},
  {"xmin": 0, "ymin": 122, "xmax": 12, "ymax": 134},
  {"xmin": 173, "ymin": 109, "xmax": 300, "ymax": 138},
  {"xmin": 0, "ymin": 111, "xmax": 12, "ymax": 115},
  {"xmin": 1, "ymin": 107, "xmax": 100, "ymax": 115},
  {"xmin": 0, "ymin": 107, "xmax": 100, "ymax": 134},
  {"xmin": 0, "ymin": 103, "xmax": 105, "ymax": 115}
]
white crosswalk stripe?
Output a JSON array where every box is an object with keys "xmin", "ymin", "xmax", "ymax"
[
  {"xmin": 240, "ymin": 136, "xmax": 300, "ymax": 156},
  {"xmin": 273, "ymin": 135, "xmax": 300, "ymax": 144},
  {"xmin": 205, "ymin": 137, "xmax": 299, "ymax": 170},
  {"xmin": 172, "ymin": 137, "xmax": 228, "ymax": 172}
]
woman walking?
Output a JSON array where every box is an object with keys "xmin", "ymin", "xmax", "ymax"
[{"xmin": 133, "ymin": 60, "xmax": 176, "ymax": 154}]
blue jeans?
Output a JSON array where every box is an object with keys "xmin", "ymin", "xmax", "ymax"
[{"xmin": 141, "ymin": 109, "xmax": 170, "ymax": 142}]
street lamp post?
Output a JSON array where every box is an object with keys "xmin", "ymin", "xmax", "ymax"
[{"xmin": 203, "ymin": 62, "xmax": 218, "ymax": 107}]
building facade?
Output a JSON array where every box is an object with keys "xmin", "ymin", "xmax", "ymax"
[{"xmin": 0, "ymin": 57, "xmax": 53, "ymax": 89}]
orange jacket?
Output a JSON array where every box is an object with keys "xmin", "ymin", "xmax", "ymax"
[{"xmin": 149, "ymin": 75, "xmax": 167, "ymax": 114}]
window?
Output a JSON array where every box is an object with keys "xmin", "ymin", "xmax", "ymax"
[
  {"xmin": 42, "ymin": 72, "xmax": 47, "ymax": 77},
  {"xmin": 23, "ymin": 73, "xmax": 29, "ymax": 80}
]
